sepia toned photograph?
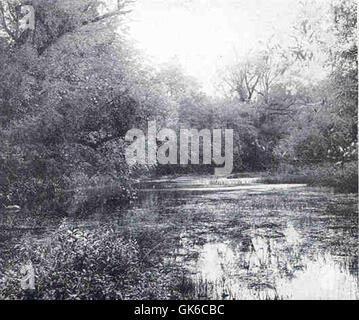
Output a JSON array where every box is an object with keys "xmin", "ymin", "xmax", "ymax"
[{"xmin": 0, "ymin": 0, "xmax": 357, "ymax": 302}]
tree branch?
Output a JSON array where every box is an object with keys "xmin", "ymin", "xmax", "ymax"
[{"xmin": 0, "ymin": 2, "xmax": 17, "ymax": 41}]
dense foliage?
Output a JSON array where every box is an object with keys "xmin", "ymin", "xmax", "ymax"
[
  {"xmin": 0, "ymin": 223, "xmax": 187, "ymax": 299},
  {"xmin": 0, "ymin": 0, "xmax": 175, "ymax": 213},
  {"xmin": 0, "ymin": 0, "xmax": 357, "ymax": 218}
]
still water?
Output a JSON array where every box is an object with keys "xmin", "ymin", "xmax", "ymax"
[
  {"xmin": 1, "ymin": 175, "xmax": 357, "ymax": 300},
  {"xmin": 127, "ymin": 176, "xmax": 358, "ymax": 300}
]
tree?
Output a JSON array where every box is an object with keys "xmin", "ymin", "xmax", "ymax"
[
  {"xmin": 0, "ymin": 0, "xmax": 177, "ymax": 213},
  {"xmin": 222, "ymin": 54, "xmax": 264, "ymax": 102},
  {"xmin": 0, "ymin": 0, "xmax": 133, "ymax": 49},
  {"xmin": 274, "ymin": 0, "xmax": 357, "ymax": 166}
]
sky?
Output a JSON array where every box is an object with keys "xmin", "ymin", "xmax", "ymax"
[{"xmin": 127, "ymin": 0, "xmax": 323, "ymax": 95}]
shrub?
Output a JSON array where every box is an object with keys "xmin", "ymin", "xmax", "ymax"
[
  {"xmin": 0, "ymin": 223, "xmax": 177, "ymax": 300},
  {"xmin": 307, "ymin": 161, "xmax": 358, "ymax": 193},
  {"xmin": 262, "ymin": 161, "xmax": 358, "ymax": 193}
]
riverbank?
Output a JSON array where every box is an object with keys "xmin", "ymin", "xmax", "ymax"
[{"xmin": 260, "ymin": 162, "xmax": 358, "ymax": 194}]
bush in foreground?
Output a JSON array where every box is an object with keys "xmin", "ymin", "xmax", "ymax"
[{"xmin": 0, "ymin": 223, "xmax": 181, "ymax": 300}]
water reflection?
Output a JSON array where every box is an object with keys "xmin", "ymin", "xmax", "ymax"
[
  {"xmin": 136, "ymin": 176, "xmax": 358, "ymax": 300},
  {"xmin": 182, "ymin": 222, "xmax": 358, "ymax": 300},
  {"xmin": 277, "ymin": 253, "xmax": 358, "ymax": 300}
]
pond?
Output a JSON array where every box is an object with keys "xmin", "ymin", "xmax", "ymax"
[
  {"xmin": 1, "ymin": 175, "xmax": 358, "ymax": 300},
  {"xmin": 125, "ymin": 175, "xmax": 358, "ymax": 300}
]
